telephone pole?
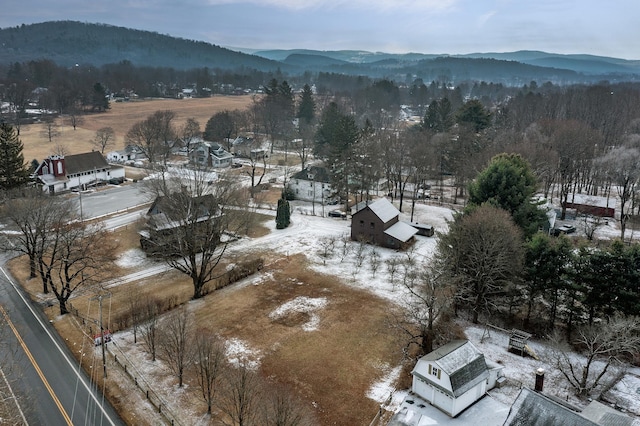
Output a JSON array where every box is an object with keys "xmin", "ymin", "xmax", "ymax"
[{"xmin": 91, "ymin": 291, "xmax": 111, "ymax": 379}]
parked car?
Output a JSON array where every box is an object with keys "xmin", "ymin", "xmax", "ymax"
[
  {"xmin": 552, "ymin": 224, "xmax": 576, "ymax": 236},
  {"xmin": 328, "ymin": 210, "xmax": 347, "ymax": 219}
]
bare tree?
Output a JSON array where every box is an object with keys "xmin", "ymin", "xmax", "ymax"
[
  {"xmin": 127, "ymin": 289, "xmax": 144, "ymax": 344},
  {"xmin": 580, "ymin": 213, "xmax": 605, "ymax": 241},
  {"xmin": 597, "ymin": 145, "xmax": 640, "ymax": 240},
  {"xmin": 385, "ymin": 258, "xmax": 400, "ymax": 290},
  {"xmin": 369, "ymin": 249, "xmax": 381, "ymax": 278},
  {"xmin": 262, "ymin": 383, "xmax": 314, "ymax": 426},
  {"xmin": 141, "ymin": 167, "xmax": 254, "ymax": 299},
  {"xmin": 179, "ymin": 118, "xmax": 201, "ymax": 155},
  {"xmin": 193, "ymin": 333, "xmax": 226, "ymax": 414},
  {"xmin": 240, "ymin": 138, "xmax": 269, "ymax": 197},
  {"xmin": 219, "ymin": 364, "xmax": 263, "ymax": 426},
  {"xmin": 0, "ymin": 189, "xmax": 72, "ymax": 282},
  {"xmin": 395, "ymin": 262, "xmax": 454, "ymax": 355},
  {"xmin": 317, "ymin": 236, "xmax": 337, "ymax": 265},
  {"xmin": 41, "ymin": 117, "xmax": 61, "ymax": 143},
  {"xmin": 47, "ymin": 221, "xmax": 117, "ymax": 315},
  {"xmin": 158, "ymin": 306, "xmax": 193, "ymax": 387},
  {"xmin": 547, "ymin": 316, "xmax": 640, "ymax": 396},
  {"xmin": 141, "ymin": 297, "xmax": 160, "ymax": 361},
  {"xmin": 67, "ymin": 107, "xmax": 84, "ymax": 131},
  {"xmin": 92, "ymin": 126, "xmax": 116, "ymax": 154},
  {"xmin": 436, "ymin": 205, "xmax": 524, "ymax": 323},
  {"xmin": 126, "ymin": 110, "xmax": 177, "ymax": 166}
]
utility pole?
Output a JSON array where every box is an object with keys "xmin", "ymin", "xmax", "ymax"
[{"xmin": 91, "ymin": 291, "xmax": 111, "ymax": 379}]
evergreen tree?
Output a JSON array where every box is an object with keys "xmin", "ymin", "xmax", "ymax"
[
  {"xmin": 91, "ymin": 82, "xmax": 109, "ymax": 111},
  {"xmin": 275, "ymin": 197, "xmax": 290, "ymax": 229},
  {"xmin": 468, "ymin": 153, "xmax": 546, "ymax": 238},
  {"xmin": 456, "ymin": 99, "xmax": 491, "ymax": 132},
  {"xmin": 314, "ymin": 102, "xmax": 360, "ymax": 212},
  {"xmin": 0, "ymin": 123, "xmax": 30, "ymax": 190},
  {"xmin": 296, "ymin": 84, "xmax": 316, "ymax": 124}
]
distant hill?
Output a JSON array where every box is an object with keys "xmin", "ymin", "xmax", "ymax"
[
  {"xmin": 0, "ymin": 21, "xmax": 284, "ymax": 71},
  {"xmin": 253, "ymin": 48, "xmax": 640, "ymax": 79},
  {"xmin": 1, "ymin": 21, "xmax": 639, "ymax": 84}
]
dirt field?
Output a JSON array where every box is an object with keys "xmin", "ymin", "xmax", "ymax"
[
  {"xmin": 9, "ymin": 216, "xmax": 404, "ymax": 425},
  {"xmin": 19, "ymin": 95, "xmax": 254, "ymax": 163}
]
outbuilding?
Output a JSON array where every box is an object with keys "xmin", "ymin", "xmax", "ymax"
[{"xmin": 411, "ymin": 340, "xmax": 503, "ymax": 417}]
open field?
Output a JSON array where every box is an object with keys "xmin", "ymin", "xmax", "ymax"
[
  {"xmin": 18, "ymin": 95, "xmax": 254, "ymax": 162},
  {"xmin": 9, "ymin": 223, "xmax": 406, "ymax": 425}
]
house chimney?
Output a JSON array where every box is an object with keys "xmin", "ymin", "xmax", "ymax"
[{"xmin": 535, "ymin": 368, "xmax": 545, "ymax": 392}]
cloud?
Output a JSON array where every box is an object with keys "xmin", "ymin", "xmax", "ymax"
[
  {"xmin": 477, "ymin": 10, "xmax": 496, "ymax": 28},
  {"xmin": 205, "ymin": 0, "xmax": 457, "ymax": 13}
]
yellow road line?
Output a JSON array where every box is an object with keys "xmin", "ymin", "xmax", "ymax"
[{"xmin": 0, "ymin": 305, "xmax": 73, "ymax": 426}]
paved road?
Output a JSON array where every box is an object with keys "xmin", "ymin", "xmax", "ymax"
[{"xmin": 0, "ymin": 256, "xmax": 125, "ymax": 426}]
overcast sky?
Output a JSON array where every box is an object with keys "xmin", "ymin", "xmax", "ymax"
[{"xmin": 2, "ymin": 0, "xmax": 639, "ymax": 60}]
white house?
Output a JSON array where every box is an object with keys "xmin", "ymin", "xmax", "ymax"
[
  {"xmin": 106, "ymin": 145, "xmax": 146, "ymax": 164},
  {"xmin": 288, "ymin": 166, "xmax": 333, "ymax": 203},
  {"xmin": 34, "ymin": 151, "xmax": 126, "ymax": 194},
  {"xmin": 411, "ymin": 340, "xmax": 503, "ymax": 417},
  {"xmin": 189, "ymin": 141, "xmax": 233, "ymax": 168}
]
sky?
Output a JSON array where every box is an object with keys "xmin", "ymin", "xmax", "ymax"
[{"xmin": 2, "ymin": 0, "xmax": 639, "ymax": 60}]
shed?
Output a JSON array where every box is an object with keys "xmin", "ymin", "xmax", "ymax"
[
  {"xmin": 411, "ymin": 222, "xmax": 435, "ymax": 237},
  {"xmin": 411, "ymin": 340, "xmax": 503, "ymax": 417},
  {"xmin": 563, "ymin": 193, "xmax": 616, "ymax": 218}
]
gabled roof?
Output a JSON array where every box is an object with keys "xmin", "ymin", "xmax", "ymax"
[
  {"xmin": 504, "ymin": 388, "xmax": 598, "ymax": 426},
  {"xmin": 356, "ymin": 198, "xmax": 398, "ymax": 224},
  {"xmin": 291, "ymin": 166, "xmax": 331, "ymax": 184},
  {"xmin": 413, "ymin": 340, "xmax": 489, "ymax": 397},
  {"xmin": 384, "ymin": 221, "xmax": 418, "ymax": 243},
  {"xmin": 63, "ymin": 151, "xmax": 109, "ymax": 174}
]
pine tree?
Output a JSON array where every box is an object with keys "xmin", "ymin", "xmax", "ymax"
[
  {"xmin": 275, "ymin": 197, "xmax": 290, "ymax": 229},
  {"xmin": 297, "ymin": 84, "xmax": 316, "ymax": 124},
  {"xmin": 0, "ymin": 123, "xmax": 30, "ymax": 190}
]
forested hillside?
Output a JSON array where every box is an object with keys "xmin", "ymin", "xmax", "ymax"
[{"xmin": 0, "ymin": 21, "xmax": 283, "ymax": 71}]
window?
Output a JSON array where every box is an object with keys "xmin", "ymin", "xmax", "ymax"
[
  {"xmin": 370, "ymin": 222, "xmax": 375, "ymax": 229},
  {"xmin": 360, "ymin": 220, "xmax": 364, "ymax": 227},
  {"xmin": 428, "ymin": 364, "xmax": 441, "ymax": 379}
]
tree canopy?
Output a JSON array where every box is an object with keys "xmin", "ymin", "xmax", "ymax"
[
  {"xmin": 0, "ymin": 123, "xmax": 30, "ymax": 191},
  {"xmin": 436, "ymin": 204, "xmax": 524, "ymax": 324},
  {"xmin": 468, "ymin": 153, "xmax": 546, "ymax": 238}
]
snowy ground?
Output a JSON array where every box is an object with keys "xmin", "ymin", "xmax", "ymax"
[{"xmin": 104, "ymin": 196, "xmax": 640, "ymax": 425}]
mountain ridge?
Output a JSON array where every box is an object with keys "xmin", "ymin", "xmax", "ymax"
[{"xmin": 1, "ymin": 21, "xmax": 639, "ymax": 83}]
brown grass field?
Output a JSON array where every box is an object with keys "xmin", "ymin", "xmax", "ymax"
[
  {"xmin": 19, "ymin": 95, "xmax": 254, "ymax": 162},
  {"xmin": 9, "ymin": 96, "xmax": 406, "ymax": 425},
  {"xmin": 9, "ymin": 236, "xmax": 404, "ymax": 425}
]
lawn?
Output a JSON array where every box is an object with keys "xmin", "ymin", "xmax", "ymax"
[{"xmin": 18, "ymin": 95, "xmax": 254, "ymax": 163}]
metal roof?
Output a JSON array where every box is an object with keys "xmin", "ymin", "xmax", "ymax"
[
  {"xmin": 365, "ymin": 198, "xmax": 399, "ymax": 223},
  {"xmin": 384, "ymin": 221, "xmax": 418, "ymax": 242}
]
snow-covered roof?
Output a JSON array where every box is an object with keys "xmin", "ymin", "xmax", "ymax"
[
  {"xmin": 413, "ymin": 340, "xmax": 489, "ymax": 397},
  {"xmin": 504, "ymin": 387, "xmax": 598, "ymax": 426},
  {"xmin": 567, "ymin": 193, "xmax": 617, "ymax": 209},
  {"xmin": 366, "ymin": 198, "xmax": 399, "ymax": 223},
  {"xmin": 384, "ymin": 221, "xmax": 418, "ymax": 243}
]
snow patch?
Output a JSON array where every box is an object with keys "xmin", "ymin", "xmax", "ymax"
[
  {"xmin": 366, "ymin": 364, "xmax": 403, "ymax": 404},
  {"xmin": 269, "ymin": 296, "xmax": 328, "ymax": 331},
  {"xmin": 224, "ymin": 338, "xmax": 261, "ymax": 370},
  {"xmin": 115, "ymin": 248, "xmax": 149, "ymax": 268}
]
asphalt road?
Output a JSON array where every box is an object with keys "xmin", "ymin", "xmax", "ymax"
[{"xmin": 0, "ymin": 255, "xmax": 125, "ymax": 426}]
